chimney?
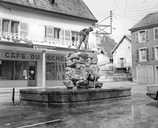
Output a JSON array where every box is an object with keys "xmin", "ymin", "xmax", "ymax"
[{"xmin": 50, "ymin": 0, "xmax": 55, "ymax": 4}]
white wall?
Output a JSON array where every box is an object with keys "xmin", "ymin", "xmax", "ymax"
[
  {"xmin": 0, "ymin": 5, "xmax": 97, "ymax": 49},
  {"xmin": 113, "ymin": 39, "xmax": 132, "ymax": 68}
]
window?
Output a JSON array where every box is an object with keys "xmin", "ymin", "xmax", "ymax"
[
  {"xmin": 154, "ymin": 28, "xmax": 158, "ymax": 40},
  {"xmin": 2, "ymin": 19, "xmax": 10, "ymax": 33},
  {"xmin": 2, "ymin": 19, "xmax": 19, "ymax": 34},
  {"xmin": 120, "ymin": 58, "xmax": 125, "ymax": 67},
  {"xmin": 71, "ymin": 31, "xmax": 79, "ymax": 46},
  {"xmin": 54, "ymin": 27, "xmax": 60, "ymax": 40},
  {"xmin": 138, "ymin": 30, "xmax": 147, "ymax": 43},
  {"xmin": 11, "ymin": 21, "xmax": 19, "ymax": 34},
  {"xmin": 45, "ymin": 26, "xmax": 54, "ymax": 40},
  {"xmin": 71, "ymin": 31, "xmax": 79, "ymax": 42},
  {"xmin": 139, "ymin": 48, "xmax": 148, "ymax": 62},
  {"xmin": 154, "ymin": 47, "xmax": 158, "ymax": 60}
]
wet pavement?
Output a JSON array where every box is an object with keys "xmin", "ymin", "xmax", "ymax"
[{"xmin": 0, "ymin": 82, "xmax": 158, "ymax": 128}]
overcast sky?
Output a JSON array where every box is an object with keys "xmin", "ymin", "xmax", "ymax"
[{"xmin": 83, "ymin": 0, "xmax": 158, "ymax": 42}]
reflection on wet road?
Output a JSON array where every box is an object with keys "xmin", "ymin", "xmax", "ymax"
[{"xmin": 0, "ymin": 86, "xmax": 158, "ymax": 128}]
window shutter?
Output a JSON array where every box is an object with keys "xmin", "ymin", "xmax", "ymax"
[
  {"xmin": 65, "ymin": 30, "xmax": 70, "ymax": 41},
  {"xmin": 152, "ymin": 47, "xmax": 155, "ymax": 60},
  {"xmin": 136, "ymin": 50, "xmax": 139, "ymax": 62},
  {"xmin": 146, "ymin": 30, "xmax": 149, "ymax": 41},
  {"xmin": 0, "ymin": 18, "xmax": 2, "ymax": 38},
  {"xmin": 20, "ymin": 22, "xmax": 28, "ymax": 40},
  {"xmin": 146, "ymin": 48, "xmax": 149, "ymax": 61},
  {"xmin": 135, "ymin": 32, "xmax": 138, "ymax": 43},
  {"xmin": 60, "ymin": 29, "xmax": 64, "ymax": 41},
  {"xmin": 0, "ymin": 18, "xmax": 2, "ymax": 33}
]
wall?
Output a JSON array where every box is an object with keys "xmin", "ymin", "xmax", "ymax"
[
  {"xmin": 113, "ymin": 39, "xmax": 132, "ymax": 68},
  {"xmin": 132, "ymin": 27, "xmax": 158, "ymax": 83},
  {"xmin": 0, "ymin": 5, "xmax": 97, "ymax": 49}
]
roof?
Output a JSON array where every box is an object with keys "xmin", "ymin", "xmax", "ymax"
[
  {"xmin": 112, "ymin": 35, "xmax": 131, "ymax": 54},
  {"xmin": 130, "ymin": 12, "xmax": 158, "ymax": 32},
  {"xmin": 0, "ymin": 0, "xmax": 97, "ymax": 22}
]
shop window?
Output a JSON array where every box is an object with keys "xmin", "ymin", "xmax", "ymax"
[
  {"xmin": 46, "ymin": 55, "xmax": 66, "ymax": 80},
  {"xmin": 0, "ymin": 60, "xmax": 36, "ymax": 80}
]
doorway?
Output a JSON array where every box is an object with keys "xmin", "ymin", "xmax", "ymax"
[
  {"xmin": 28, "ymin": 62, "xmax": 37, "ymax": 87},
  {"xmin": 155, "ymin": 66, "xmax": 158, "ymax": 83}
]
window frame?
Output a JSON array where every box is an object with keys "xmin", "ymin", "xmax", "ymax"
[
  {"xmin": 138, "ymin": 47, "xmax": 148, "ymax": 62},
  {"xmin": 138, "ymin": 30, "xmax": 147, "ymax": 43}
]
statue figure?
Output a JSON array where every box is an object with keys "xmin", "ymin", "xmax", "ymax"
[{"xmin": 77, "ymin": 27, "xmax": 93, "ymax": 50}]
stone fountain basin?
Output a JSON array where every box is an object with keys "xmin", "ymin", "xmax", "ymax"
[{"xmin": 20, "ymin": 87, "xmax": 131, "ymax": 107}]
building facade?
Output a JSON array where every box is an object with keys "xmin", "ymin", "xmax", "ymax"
[
  {"xmin": 0, "ymin": 0, "xmax": 97, "ymax": 88},
  {"xmin": 112, "ymin": 35, "xmax": 132, "ymax": 72},
  {"xmin": 130, "ymin": 12, "xmax": 158, "ymax": 84}
]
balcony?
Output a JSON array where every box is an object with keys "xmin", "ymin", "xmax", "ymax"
[{"xmin": 0, "ymin": 32, "xmax": 79, "ymax": 49}]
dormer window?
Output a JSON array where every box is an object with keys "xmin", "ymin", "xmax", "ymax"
[{"xmin": 28, "ymin": 0, "xmax": 34, "ymax": 4}]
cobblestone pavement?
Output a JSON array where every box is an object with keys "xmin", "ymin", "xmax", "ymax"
[{"xmin": 0, "ymin": 82, "xmax": 158, "ymax": 128}]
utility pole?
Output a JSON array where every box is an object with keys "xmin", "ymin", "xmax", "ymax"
[
  {"xmin": 110, "ymin": 10, "xmax": 113, "ymax": 34},
  {"xmin": 95, "ymin": 10, "xmax": 113, "ymax": 35}
]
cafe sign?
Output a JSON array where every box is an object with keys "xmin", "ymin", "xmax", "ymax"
[
  {"xmin": 46, "ymin": 54, "xmax": 66, "ymax": 62},
  {"xmin": 0, "ymin": 50, "xmax": 41, "ymax": 61}
]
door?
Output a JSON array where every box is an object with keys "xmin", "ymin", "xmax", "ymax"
[
  {"xmin": 28, "ymin": 66, "xmax": 37, "ymax": 86},
  {"xmin": 136, "ymin": 65, "xmax": 154, "ymax": 84}
]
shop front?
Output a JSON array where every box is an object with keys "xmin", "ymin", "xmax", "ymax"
[{"xmin": 0, "ymin": 48, "xmax": 42, "ymax": 88}]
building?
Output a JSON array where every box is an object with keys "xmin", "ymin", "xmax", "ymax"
[
  {"xmin": 112, "ymin": 35, "xmax": 132, "ymax": 72},
  {"xmin": 0, "ymin": 0, "xmax": 97, "ymax": 88},
  {"xmin": 130, "ymin": 12, "xmax": 158, "ymax": 84}
]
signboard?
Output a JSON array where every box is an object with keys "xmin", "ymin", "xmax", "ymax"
[
  {"xmin": 0, "ymin": 50, "xmax": 41, "ymax": 61},
  {"xmin": 46, "ymin": 54, "xmax": 66, "ymax": 62}
]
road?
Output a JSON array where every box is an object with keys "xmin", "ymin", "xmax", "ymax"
[{"xmin": 0, "ymin": 82, "xmax": 157, "ymax": 128}]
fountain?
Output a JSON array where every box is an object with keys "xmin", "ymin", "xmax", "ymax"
[{"xmin": 20, "ymin": 27, "xmax": 131, "ymax": 107}]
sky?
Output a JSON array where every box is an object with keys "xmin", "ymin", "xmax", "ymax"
[{"xmin": 83, "ymin": 0, "xmax": 158, "ymax": 42}]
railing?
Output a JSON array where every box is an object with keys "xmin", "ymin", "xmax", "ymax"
[
  {"xmin": 0, "ymin": 32, "xmax": 80, "ymax": 49},
  {"xmin": 0, "ymin": 32, "xmax": 20, "ymax": 41}
]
